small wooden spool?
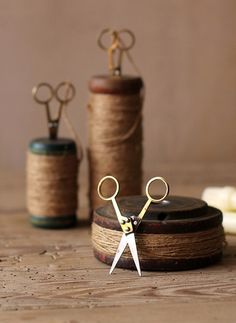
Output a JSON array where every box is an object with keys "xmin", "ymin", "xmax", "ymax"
[
  {"xmin": 92, "ymin": 196, "xmax": 224, "ymax": 271},
  {"xmin": 27, "ymin": 137, "xmax": 78, "ymax": 229}
]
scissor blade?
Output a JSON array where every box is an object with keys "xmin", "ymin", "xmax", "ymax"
[
  {"xmin": 126, "ymin": 233, "xmax": 142, "ymax": 276},
  {"xmin": 109, "ymin": 233, "xmax": 127, "ymax": 275}
]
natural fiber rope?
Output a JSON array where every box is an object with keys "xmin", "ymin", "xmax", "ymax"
[
  {"xmin": 88, "ymin": 93, "xmax": 143, "ymax": 209},
  {"xmin": 92, "ymin": 222, "xmax": 225, "ymax": 260},
  {"xmin": 27, "ymin": 152, "xmax": 78, "ymax": 217}
]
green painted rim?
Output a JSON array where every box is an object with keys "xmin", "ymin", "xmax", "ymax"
[
  {"xmin": 29, "ymin": 138, "xmax": 77, "ymax": 156},
  {"xmin": 30, "ymin": 214, "xmax": 77, "ymax": 229}
]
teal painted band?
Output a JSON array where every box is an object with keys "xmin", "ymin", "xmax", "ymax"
[
  {"xmin": 30, "ymin": 214, "xmax": 77, "ymax": 229},
  {"xmin": 29, "ymin": 138, "xmax": 77, "ymax": 155}
]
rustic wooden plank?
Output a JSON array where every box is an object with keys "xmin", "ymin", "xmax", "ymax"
[
  {"xmin": 0, "ymin": 172, "xmax": 236, "ymax": 322},
  {"xmin": 0, "ymin": 210, "xmax": 236, "ymax": 312},
  {"xmin": 1, "ymin": 301, "xmax": 236, "ymax": 323}
]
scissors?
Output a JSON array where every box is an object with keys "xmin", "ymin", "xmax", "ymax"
[
  {"xmin": 97, "ymin": 28, "xmax": 135, "ymax": 76},
  {"xmin": 32, "ymin": 82, "xmax": 76, "ymax": 140},
  {"xmin": 97, "ymin": 175, "xmax": 170, "ymax": 276}
]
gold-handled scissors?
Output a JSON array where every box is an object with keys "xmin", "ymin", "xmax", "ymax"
[
  {"xmin": 97, "ymin": 28, "xmax": 135, "ymax": 76},
  {"xmin": 32, "ymin": 82, "xmax": 76, "ymax": 140},
  {"xmin": 97, "ymin": 176, "xmax": 170, "ymax": 276}
]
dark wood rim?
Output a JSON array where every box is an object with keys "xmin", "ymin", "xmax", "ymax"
[
  {"xmin": 30, "ymin": 214, "xmax": 77, "ymax": 229},
  {"xmin": 89, "ymin": 75, "xmax": 143, "ymax": 94},
  {"xmin": 93, "ymin": 206, "xmax": 222, "ymax": 234},
  {"xmin": 29, "ymin": 137, "xmax": 77, "ymax": 155}
]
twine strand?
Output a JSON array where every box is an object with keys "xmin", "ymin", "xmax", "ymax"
[
  {"xmin": 62, "ymin": 105, "xmax": 83, "ymax": 161},
  {"xmin": 62, "ymin": 82, "xmax": 83, "ymax": 161},
  {"xmin": 117, "ymin": 36, "xmax": 146, "ymax": 101}
]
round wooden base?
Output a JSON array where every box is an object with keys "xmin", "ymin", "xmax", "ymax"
[{"xmin": 92, "ymin": 196, "xmax": 224, "ymax": 271}]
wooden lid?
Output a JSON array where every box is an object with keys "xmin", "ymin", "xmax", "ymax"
[
  {"xmin": 89, "ymin": 75, "xmax": 143, "ymax": 94},
  {"xmin": 94, "ymin": 195, "xmax": 222, "ymax": 234},
  {"xmin": 29, "ymin": 138, "xmax": 77, "ymax": 155}
]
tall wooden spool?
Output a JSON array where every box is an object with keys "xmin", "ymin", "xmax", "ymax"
[{"xmin": 88, "ymin": 29, "xmax": 144, "ymax": 212}]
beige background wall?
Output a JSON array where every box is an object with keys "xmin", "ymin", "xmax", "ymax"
[{"xmin": 1, "ymin": 0, "xmax": 236, "ymax": 183}]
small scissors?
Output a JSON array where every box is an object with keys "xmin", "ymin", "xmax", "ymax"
[
  {"xmin": 97, "ymin": 28, "xmax": 135, "ymax": 76},
  {"xmin": 97, "ymin": 176, "xmax": 170, "ymax": 276},
  {"xmin": 32, "ymin": 82, "xmax": 76, "ymax": 140}
]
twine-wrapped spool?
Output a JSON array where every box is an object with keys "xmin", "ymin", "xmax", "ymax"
[
  {"xmin": 88, "ymin": 76, "xmax": 144, "ymax": 210},
  {"xmin": 27, "ymin": 138, "xmax": 78, "ymax": 228},
  {"xmin": 92, "ymin": 196, "xmax": 225, "ymax": 271}
]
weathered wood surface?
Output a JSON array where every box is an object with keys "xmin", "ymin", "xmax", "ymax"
[{"xmin": 0, "ymin": 173, "xmax": 236, "ymax": 322}]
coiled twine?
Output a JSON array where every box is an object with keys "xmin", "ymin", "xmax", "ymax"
[
  {"xmin": 92, "ymin": 222, "xmax": 225, "ymax": 261},
  {"xmin": 88, "ymin": 91, "xmax": 143, "ymax": 210},
  {"xmin": 27, "ymin": 151, "xmax": 78, "ymax": 218}
]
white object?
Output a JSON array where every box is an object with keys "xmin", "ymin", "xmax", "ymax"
[
  {"xmin": 202, "ymin": 186, "xmax": 236, "ymax": 211},
  {"xmin": 202, "ymin": 186, "xmax": 236, "ymax": 235},
  {"xmin": 223, "ymin": 212, "xmax": 236, "ymax": 235}
]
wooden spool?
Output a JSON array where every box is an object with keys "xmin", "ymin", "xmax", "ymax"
[
  {"xmin": 27, "ymin": 137, "xmax": 78, "ymax": 229},
  {"xmin": 92, "ymin": 196, "xmax": 224, "ymax": 271},
  {"xmin": 88, "ymin": 75, "xmax": 144, "ymax": 211}
]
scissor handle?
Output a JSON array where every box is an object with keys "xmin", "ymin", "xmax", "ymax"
[
  {"xmin": 32, "ymin": 82, "xmax": 54, "ymax": 105},
  {"xmin": 145, "ymin": 177, "xmax": 169, "ymax": 203},
  {"xmin": 55, "ymin": 81, "xmax": 76, "ymax": 104},
  {"xmin": 97, "ymin": 28, "xmax": 135, "ymax": 51},
  {"xmin": 97, "ymin": 175, "xmax": 119, "ymax": 201}
]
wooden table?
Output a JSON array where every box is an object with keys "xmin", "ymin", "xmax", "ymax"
[{"xmin": 0, "ymin": 173, "xmax": 236, "ymax": 323}]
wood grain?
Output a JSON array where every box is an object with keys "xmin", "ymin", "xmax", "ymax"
[{"xmin": 0, "ymin": 173, "xmax": 236, "ymax": 322}]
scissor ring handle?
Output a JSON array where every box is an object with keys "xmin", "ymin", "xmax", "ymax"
[
  {"xmin": 55, "ymin": 82, "xmax": 76, "ymax": 104},
  {"xmin": 97, "ymin": 28, "xmax": 135, "ymax": 51},
  {"xmin": 32, "ymin": 82, "xmax": 54, "ymax": 104},
  {"xmin": 97, "ymin": 175, "xmax": 119, "ymax": 201},
  {"xmin": 146, "ymin": 177, "xmax": 169, "ymax": 203},
  {"xmin": 118, "ymin": 29, "xmax": 136, "ymax": 50},
  {"xmin": 97, "ymin": 28, "xmax": 111, "ymax": 50}
]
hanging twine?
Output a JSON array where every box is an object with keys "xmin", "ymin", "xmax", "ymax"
[
  {"xmin": 62, "ymin": 83, "xmax": 83, "ymax": 162},
  {"xmin": 27, "ymin": 152, "xmax": 78, "ymax": 217},
  {"xmin": 62, "ymin": 105, "xmax": 83, "ymax": 162},
  {"xmin": 92, "ymin": 223, "xmax": 225, "ymax": 260}
]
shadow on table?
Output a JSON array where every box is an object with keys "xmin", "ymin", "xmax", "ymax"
[
  {"xmin": 222, "ymin": 240, "xmax": 236, "ymax": 265},
  {"xmin": 76, "ymin": 218, "xmax": 91, "ymax": 228}
]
